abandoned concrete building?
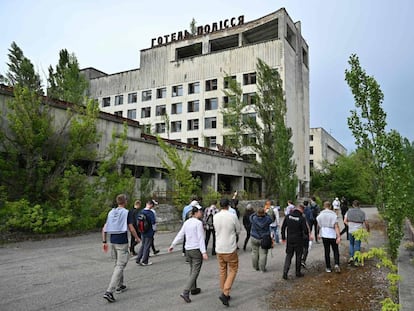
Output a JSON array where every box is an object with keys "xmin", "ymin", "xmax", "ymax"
[{"xmin": 82, "ymin": 8, "xmax": 310, "ymax": 196}]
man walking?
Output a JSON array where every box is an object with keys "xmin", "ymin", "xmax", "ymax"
[
  {"xmin": 281, "ymin": 203, "xmax": 309, "ymax": 279},
  {"xmin": 344, "ymin": 200, "xmax": 370, "ymax": 266},
  {"xmin": 317, "ymin": 201, "xmax": 341, "ymax": 273},
  {"xmin": 135, "ymin": 199, "xmax": 157, "ymax": 266},
  {"xmin": 102, "ymin": 194, "xmax": 140, "ymax": 303},
  {"xmin": 214, "ymin": 198, "xmax": 241, "ymax": 307},
  {"xmin": 169, "ymin": 203, "xmax": 208, "ymax": 303}
]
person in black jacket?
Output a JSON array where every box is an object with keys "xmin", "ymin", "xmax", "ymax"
[
  {"xmin": 281, "ymin": 203, "xmax": 309, "ymax": 279},
  {"xmin": 242, "ymin": 204, "xmax": 255, "ymax": 251}
]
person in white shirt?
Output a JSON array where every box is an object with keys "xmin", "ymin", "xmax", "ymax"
[
  {"xmin": 213, "ymin": 198, "xmax": 241, "ymax": 307},
  {"xmin": 316, "ymin": 201, "xmax": 341, "ymax": 273},
  {"xmin": 169, "ymin": 205, "xmax": 208, "ymax": 303},
  {"xmin": 332, "ymin": 197, "xmax": 341, "ymax": 217}
]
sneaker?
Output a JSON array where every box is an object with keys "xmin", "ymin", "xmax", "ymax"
[
  {"xmin": 219, "ymin": 293, "xmax": 230, "ymax": 307},
  {"xmin": 140, "ymin": 261, "xmax": 153, "ymax": 266},
  {"xmin": 180, "ymin": 292, "xmax": 191, "ymax": 303},
  {"xmin": 334, "ymin": 265, "xmax": 341, "ymax": 273},
  {"xmin": 326, "ymin": 268, "xmax": 332, "ymax": 273},
  {"xmin": 115, "ymin": 285, "xmax": 127, "ymax": 294},
  {"xmin": 301, "ymin": 261, "xmax": 307, "ymax": 269},
  {"xmin": 103, "ymin": 292, "xmax": 116, "ymax": 303},
  {"xmin": 191, "ymin": 288, "xmax": 201, "ymax": 295},
  {"xmin": 348, "ymin": 257, "xmax": 354, "ymax": 265}
]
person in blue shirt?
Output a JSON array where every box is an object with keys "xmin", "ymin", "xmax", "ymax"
[{"xmin": 135, "ymin": 199, "xmax": 157, "ymax": 266}]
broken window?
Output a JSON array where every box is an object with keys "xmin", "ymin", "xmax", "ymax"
[
  {"xmin": 155, "ymin": 123, "xmax": 166, "ymax": 133},
  {"xmin": 172, "ymin": 85, "xmax": 183, "ymax": 97},
  {"xmin": 176, "ymin": 43, "xmax": 202, "ymax": 60},
  {"xmin": 188, "ymin": 119, "xmax": 199, "ymax": 131},
  {"xmin": 156, "ymin": 87, "xmax": 166, "ymax": 99},
  {"xmin": 171, "ymin": 121, "xmax": 182, "ymax": 133},
  {"xmin": 155, "ymin": 105, "xmax": 166, "ymax": 116},
  {"xmin": 142, "ymin": 90, "xmax": 152, "ymax": 101},
  {"xmin": 210, "ymin": 34, "xmax": 239, "ymax": 52},
  {"xmin": 141, "ymin": 107, "xmax": 151, "ymax": 118},
  {"xmin": 187, "ymin": 137, "xmax": 199, "ymax": 146},
  {"xmin": 286, "ymin": 23, "xmax": 296, "ymax": 50},
  {"xmin": 102, "ymin": 97, "xmax": 111, "ymax": 107},
  {"xmin": 205, "ymin": 79, "xmax": 218, "ymax": 91}
]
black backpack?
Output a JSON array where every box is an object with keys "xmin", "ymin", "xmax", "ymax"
[
  {"xmin": 137, "ymin": 212, "xmax": 151, "ymax": 233},
  {"xmin": 206, "ymin": 213, "xmax": 214, "ymax": 228}
]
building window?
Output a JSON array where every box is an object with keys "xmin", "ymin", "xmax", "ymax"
[
  {"xmin": 205, "ymin": 79, "xmax": 218, "ymax": 91},
  {"xmin": 224, "ymin": 75, "xmax": 236, "ymax": 89},
  {"xmin": 310, "ymin": 146, "xmax": 314, "ymax": 155},
  {"xmin": 205, "ymin": 117, "xmax": 217, "ymax": 129},
  {"xmin": 188, "ymin": 119, "xmax": 199, "ymax": 131},
  {"xmin": 242, "ymin": 154, "xmax": 256, "ymax": 163},
  {"xmin": 188, "ymin": 82, "xmax": 200, "ymax": 94},
  {"xmin": 310, "ymin": 134, "xmax": 313, "ymax": 141},
  {"xmin": 171, "ymin": 102, "xmax": 182, "ymax": 115},
  {"xmin": 188, "ymin": 100, "xmax": 199, "ymax": 112},
  {"xmin": 115, "ymin": 95, "xmax": 123, "ymax": 106},
  {"xmin": 155, "ymin": 123, "xmax": 166, "ymax": 133},
  {"xmin": 310, "ymin": 160, "xmax": 314, "ymax": 169},
  {"xmin": 141, "ymin": 107, "xmax": 151, "ymax": 118},
  {"xmin": 142, "ymin": 90, "xmax": 152, "ymax": 101},
  {"xmin": 205, "ymin": 98, "xmax": 218, "ymax": 110},
  {"xmin": 242, "ymin": 113, "xmax": 256, "ymax": 123},
  {"xmin": 127, "ymin": 109, "xmax": 136, "ymax": 119},
  {"xmin": 243, "ymin": 72, "xmax": 256, "ymax": 85},
  {"xmin": 243, "ymin": 92, "xmax": 257, "ymax": 105},
  {"xmin": 242, "ymin": 134, "xmax": 256, "ymax": 145},
  {"xmin": 128, "ymin": 92, "xmax": 137, "ymax": 103},
  {"xmin": 286, "ymin": 23, "xmax": 296, "ymax": 50},
  {"xmin": 223, "ymin": 115, "xmax": 234, "ymax": 128},
  {"xmin": 172, "ymin": 85, "xmax": 183, "ymax": 97},
  {"xmin": 187, "ymin": 137, "xmax": 199, "ymax": 146},
  {"xmin": 156, "ymin": 87, "xmax": 166, "ymax": 99},
  {"xmin": 114, "ymin": 111, "xmax": 123, "ymax": 117},
  {"xmin": 171, "ymin": 121, "xmax": 182, "ymax": 132},
  {"xmin": 205, "ymin": 136, "xmax": 217, "ymax": 148},
  {"xmin": 155, "ymin": 104, "xmax": 166, "ymax": 116},
  {"xmin": 102, "ymin": 97, "xmax": 111, "ymax": 107}
]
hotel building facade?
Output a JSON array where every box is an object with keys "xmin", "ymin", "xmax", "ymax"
[{"xmin": 83, "ymin": 8, "xmax": 310, "ymax": 196}]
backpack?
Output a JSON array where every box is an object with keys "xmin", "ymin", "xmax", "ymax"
[
  {"xmin": 311, "ymin": 203, "xmax": 320, "ymax": 218},
  {"xmin": 261, "ymin": 234, "xmax": 273, "ymax": 249},
  {"xmin": 137, "ymin": 212, "xmax": 151, "ymax": 233},
  {"xmin": 206, "ymin": 213, "xmax": 214, "ymax": 229}
]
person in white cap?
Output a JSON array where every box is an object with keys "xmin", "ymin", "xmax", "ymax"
[{"xmin": 332, "ymin": 197, "xmax": 341, "ymax": 217}]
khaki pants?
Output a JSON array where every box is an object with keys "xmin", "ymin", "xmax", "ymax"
[{"xmin": 217, "ymin": 251, "xmax": 239, "ymax": 296}]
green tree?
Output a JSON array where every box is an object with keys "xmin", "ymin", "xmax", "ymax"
[
  {"xmin": 156, "ymin": 136, "xmax": 201, "ymax": 209},
  {"xmin": 345, "ymin": 54, "xmax": 413, "ymax": 260},
  {"xmin": 222, "ymin": 58, "xmax": 297, "ymax": 202},
  {"xmin": 6, "ymin": 42, "xmax": 43, "ymax": 95},
  {"xmin": 47, "ymin": 49, "xmax": 89, "ymax": 105}
]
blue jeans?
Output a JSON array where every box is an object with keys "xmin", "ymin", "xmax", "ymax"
[
  {"xmin": 270, "ymin": 225, "xmax": 279, "ymax": 243},
  {"xmin": 349, "ymin": 233, "xmax": 361, "ymax": 259},
  {"xmin": 106, "ymin": 243, "xmax": 129, "ymax": 293}
]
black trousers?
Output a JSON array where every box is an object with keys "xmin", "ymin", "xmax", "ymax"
[
  {"xmin": 283, "ymin": 241, "xmax": 304, "ymax": 274},
  {"xmin": 322, "ymin": 237, "xmax": 339, "ymax": 268}
]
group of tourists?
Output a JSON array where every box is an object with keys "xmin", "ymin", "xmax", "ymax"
[{"xmin": 100, "ymin": 193, "xmax": 370, "ymax": 306}]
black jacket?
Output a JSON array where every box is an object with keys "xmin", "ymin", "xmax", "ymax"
[{"xmin": 281, "ymin": 209, "xmax": 309, "ymax": 244}]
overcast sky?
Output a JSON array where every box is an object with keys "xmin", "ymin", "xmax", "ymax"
[{"xmin": 1, "ymin": 0, "xmax": 413, "ymax": 152}]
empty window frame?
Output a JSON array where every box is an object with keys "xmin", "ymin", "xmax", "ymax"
[
  {"xmin": 172, "ymin": 85, "xmax": 183, "ymax": 97},
  {"xmin": 142, "ymin": 90, "xmax": 152, "ymax": 101},
  {"xmin": 155, "ymin": 104, "xmax": 166, "ymax": 116},
  {"xmin": 187, "ymin": 119, "xmax": 199, "ymax": 131},
  {"xmin": 242, "ymin": 154, "xmax": 256, "ymax": 163},
  {"xmin": 128, "ymin": 92, "xmax": 137, "ymax": 103},
  {"xmin": 127, "ymin": 109, "xmax": 136, "ymax": 119},
  {"xmin": 302, "ymin": 47, "xmax": 309, "ymax": 68},
  {"xmin": 205, "ymin": 78, "xmax": 218, "ymax": 91},
  {"xmin": 187, "ymin": 137, "xmax": 199, "ymax": 146},
  {"xmin": 210, "ymin": 34, "xmax": 239, "ymax": 52},
  {"xmin": 204, "ymin": 117, "xmax": 217, "ymax": 129},
  {"xmin": 224, "ymin": 75, "xmax": 236, "ymax": 89},
  {"xmin": 115, "ymin": 95, "xmax": 123, "ymax": 106},
  {"xmin": 155, "ymin": 123, "xmax": 166, "ymax": 133},
  {"xmin": 156, "ymin": 87, "xmax": 167, "ymax": 99},
  {"xmin": 114, "ymin": 111, "xmax": 123, "ymax": 117},
  {"xmin": 102, "ymin": 97, "xmax": 111, "ymax": 107},
  {"xmin": 243, "ymin": 72, "xmax": 256, "ymax": 85},
  {"xmin": 176, "ymin": 42, "xmax": 202, "ymax": 60},
  {"xmin": 310, "ymin": 134, "xmax": 313, "ymax": 141},
  {"xmin": 205, "ymin": 98, "xmax": 218, "ymax": 110},
  {"xmin": 243, "ymin": 92, "xmax": 257, "ymax": 105},
  {"xmin": 205, "ymin": 136, "xmax": 217, "ymax": 148},
  {"xmin": 310, "ymin": 160, "xmax": 314, "ymax": 169},
  {"xmin": 310, "ymin": 146, "xmax": 314, "ymax": 155},
  {"xmin": 171, "ymin": 102, "xmax": 182, "ymax": 115},
  {"xmin": 286, "ymin": 23, "xmax": 296, "ymax": 50},
  {"xmin": 242, "ymin": 112, "xmax": 256, "ymax": 123},
  {"xmin": 187, "ymin": 100, "xmax": 199, "ymax": 112},
  {"xmin": 171, "ymin": 121, "xmax": 182, "ymax": 132},
  {"xmin": 141, "ymin": 107, "xmax": 151, "ymax": 118},
  {"xmin": 242, "ymin": 133, "xmax": 256, "ymax": 145},
  {"xmin": 188, "ymin": 82, "xmax": 200, "ymax": 94}
]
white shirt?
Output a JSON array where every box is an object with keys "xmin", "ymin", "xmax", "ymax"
[
  {"xmin": 170, "ymin": 217, "xmax": 206, "ymax": 253},
  {"xmin": 214, "ymin": 209, "xmax": 241, "ymax": 254},
  {"xmin": 332, "ymin": 199, "xmax": 341, "ymax": 210},
  {"xmin": 316, "ymin": 209, "xmax": 338, "ymax": 239}
]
